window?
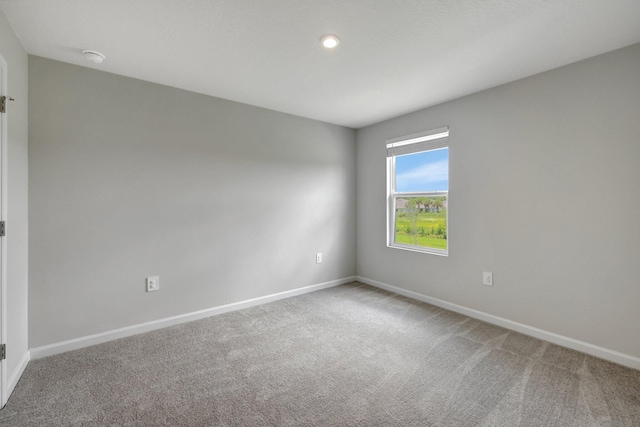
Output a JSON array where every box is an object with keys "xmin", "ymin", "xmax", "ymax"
[{"xmin": 387, "ymin": 127, "xmax": 449, "ymax": 255}]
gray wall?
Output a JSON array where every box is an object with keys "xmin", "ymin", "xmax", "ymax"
[
  {"xmin": 357, "ymin": 43, "xmax": 640, "ymax": 358},
  {"xmin": 0, "ymin": 10, "xmax": 29, "ymax": 385},
  {"xmin": 29, "ymin": 57, "xmax": 356, "ymax": 347}
]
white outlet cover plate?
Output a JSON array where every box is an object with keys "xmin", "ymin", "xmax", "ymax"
[
  {"xmin": 146, "ymin": 276, "xmax": 159, "ymax": 292},
  {"xmin": 482, "ymin": 272, "xmax": 493, "ymax": 286}
]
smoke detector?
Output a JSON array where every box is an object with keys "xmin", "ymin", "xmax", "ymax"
[{"xmin": 82, "ymin": 50, "xmax": 105, "ymax": 64}]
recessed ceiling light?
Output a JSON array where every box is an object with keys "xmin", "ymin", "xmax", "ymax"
[
  {"xmin": 320, "ymin": 34, "xmax": 340, "ymax": 49},
  {"xmin": 82, "ymin": 49, "xmax": 105, "ymax": 64}
]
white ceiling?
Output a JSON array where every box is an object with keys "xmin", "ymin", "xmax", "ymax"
[{"xmin": 2, "ymin": 0, "xmax": 640, "ymax": 129}]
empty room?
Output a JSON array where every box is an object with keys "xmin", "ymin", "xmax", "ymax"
[{"xmin": 0, "ymin": 0, "xmax": 639, "ymax": 425}]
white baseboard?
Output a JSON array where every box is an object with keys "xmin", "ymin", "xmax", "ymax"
[
  {"xmin": 31, "ymin": 276, "xmax": 356, "ymax": 360},
  {"xmin": 7, "ymin": 350, "xmax": 30, "ymax": 398},
  {"xmin": 356, "ymin": 276, "xmax": 640, "ymax": 371}
]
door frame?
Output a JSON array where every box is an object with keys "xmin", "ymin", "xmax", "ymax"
[{"xmin": 0, "ymin": 53, "xmax": 8, "ymax": 408}]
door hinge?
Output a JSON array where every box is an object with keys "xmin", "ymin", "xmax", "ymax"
[
  {"xmin": 0, "ymin": 344, "xmax": 5, "ymax": 361},
  {"xmin": 0, "ymin": 96, "xmax": 14, "ymax": 113},
  {"xmin": 0, "ymin": 221, "xmax": 4, "ymax": 237}
]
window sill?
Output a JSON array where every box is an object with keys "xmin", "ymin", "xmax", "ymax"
[{"xmin": 387, "ymin": 243, "xmax": 448, "ymax": 257}]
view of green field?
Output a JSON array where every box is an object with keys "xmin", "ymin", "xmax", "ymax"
[{"xmin": 394, "ymin": 197, "xmax": 447, "ymax": 251}]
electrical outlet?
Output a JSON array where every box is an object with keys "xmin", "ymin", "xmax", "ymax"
[
  {"xmin": 316, "ymin": 253, "xmax": 323, "ymax": 263},
  {"xmin": 146, "ymin": 276, "xmax": 159, "ymax": 292},
  {"xmin": 482, "ymin": 272, "xmax": 493, "ymax": 286}
]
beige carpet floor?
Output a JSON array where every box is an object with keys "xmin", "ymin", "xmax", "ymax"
[{"xmin": 0, "ymin": 282, "xmax": 639, "ymax": 426}]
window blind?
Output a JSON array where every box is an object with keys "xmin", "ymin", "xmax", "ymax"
[{"xmin": 386, "ymin": 127, "xmax": 449, "ymax": 157}]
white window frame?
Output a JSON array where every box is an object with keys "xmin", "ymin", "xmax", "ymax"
[{"xmin": 386, "ymin": 127, "xmax": 449, "ymax": 256}]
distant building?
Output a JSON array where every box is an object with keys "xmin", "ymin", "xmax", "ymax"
[{"xmin": 395, "ymin": 196, "xmax": 447, "ymax": 212}]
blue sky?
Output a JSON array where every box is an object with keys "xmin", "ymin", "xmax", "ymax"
[{"xmin": 396, "ymin": 148, "xmax": 448, "ymax": 192}]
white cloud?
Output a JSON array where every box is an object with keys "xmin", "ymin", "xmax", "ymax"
[{"xmin": 396, "ymin": 160, "xmax": 448, "ymax": 190}]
